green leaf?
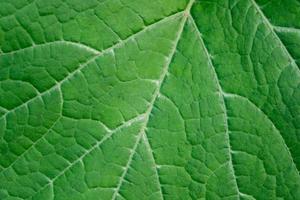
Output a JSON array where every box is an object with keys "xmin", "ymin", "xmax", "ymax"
[{"xmin": 0, "ymin": 0, "xmax": 300, "ymax": 199}]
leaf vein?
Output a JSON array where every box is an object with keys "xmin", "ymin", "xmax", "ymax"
[
  {"xmin": 223, "ymin": 92, "xmax": 300, "ymax": 177},
  {"xmin": 111, "ymin": 1, "xmax": 195, "ymax": 198},
  {"xmin": 250, "ymin": 0, "xmax": 300, "ymax": 70},
  {"xmin": 189, "ymin": 15, "xmax": 241, "ymax": 199},
  {"xmin": 28, "ymin": 114, "xmax": 146, "ymax": 199},
  {"xmin": 0, "ymin": 11, "xmax": 184, "ymax": 121}
]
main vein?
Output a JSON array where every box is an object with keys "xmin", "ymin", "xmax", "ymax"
[
  {"xmin": 111, "ymin": 1, "xmax": 195, "ymax": 199},
  {"xmin": 0, "ymin": 10, "xmax": 184, "ymax": 121},
  {"xmin": 3, "ymin": 5, "xmax": 192, "ymax": 200},
  {"xmin": 1, "ymin": 9, "xmax": 187, "ymax": 199},
  {"xmin": 189, "ymin": 15, "xmax": 242, "ymax": 199},
  {"xmin": 25, "ymin": 114, "xmax": 145, "ymax": 199}
]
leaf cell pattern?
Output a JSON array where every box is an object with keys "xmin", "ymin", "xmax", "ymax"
[{"xmin": 0, "ymin": 0, "xmax": 300, "ymax": 199}]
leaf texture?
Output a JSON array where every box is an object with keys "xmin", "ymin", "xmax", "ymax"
[{"xmin": 0, "ymin": 0, "xmax": 300, "ymax": 199}]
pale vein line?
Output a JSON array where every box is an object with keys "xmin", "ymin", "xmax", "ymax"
[
  {"xmin": 111, "ymin": 130, "xmax": 144, "ymax": 200},
  {"xmin": 250, "ymin": 0, "xmax": 300, "ymax": 70},
  {"xmin": 0, "ymin": 106, "xmax": 8, "ymax": 113},
  {"xmin": 0, "ymin": 11, "xmax": 184, "ymax": 121},
  {"xmin": 28, "ymin": 114, "xmax": 145, "ymax": 199},
  {"xmin": 274, "ymin": 26, "xmax": 300, "ymax": 34},
  {"xmin": 245, "ymin": 0, "xmax": 300, "ymax": 172},
  {"xmin": 1, "ymin": 40, "xmax": 101, "ymax": 56},
  {"xmin": 223, "ymin": 92, "xmax": 300, "ymax": 177},
  {"xmin": 61, "ymin": 115, "xmax": 112, "ymax": 133},
  {"xmin": 1, "ymin": 10, "xmax": 185, "ymax": 200},
  {"xmin": 0, "ymin": 116, "xmax": 61, "ymax": 174},
  {"xmin": 189, "ymin": 16, "xmax": 241, "ymax": 199},
  {"xmin": 15, "ymin": 15, "xmax": 36, "ymax": 47},
  {"xmin": 141, "ymin": 134, "xmax": 164, "ymax": 198},
  {"xmin": 111, "ymin": 1, "xmax": 195, "ymax": 199},
  {"xmin": 158, "ymin": 93, "xmax": 184, "ymax": 122},
  {"xmin": 1, "ymin": 89, "xmax": 64, "ymax": 173}
]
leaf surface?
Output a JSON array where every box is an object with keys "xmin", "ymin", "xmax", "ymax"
[{"xmin": 0, "ymin": 0, "xmax": 300, "ymax": 199}]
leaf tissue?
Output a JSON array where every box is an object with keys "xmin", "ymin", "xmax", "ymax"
[{"xmin": 0, "ymin": 0, "xmax": 300, "ymax": 199}]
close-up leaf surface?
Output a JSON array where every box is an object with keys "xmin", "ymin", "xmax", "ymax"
[{"xmin": 0, "ymin": 0, "xmax": 300, "ymax": 199}]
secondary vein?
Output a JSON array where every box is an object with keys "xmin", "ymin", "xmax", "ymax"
[
  {"xmin": 250, "ymin": 0, "xmax": 300, "ymax": 70},
  {"xmin": 111, "ymin": 1, "xmax": 195, "ymax": 199},
  {"xmin": 189, "ymin": 15, "xmax": 241, "ymax": 199},
  {"xmin": 0, "ymin": 11, "xmax": 184, "ymax": 121}
]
